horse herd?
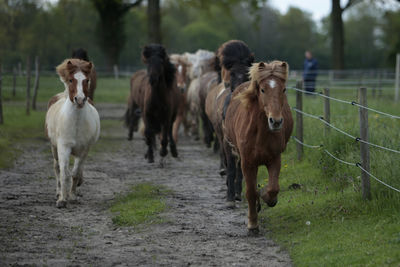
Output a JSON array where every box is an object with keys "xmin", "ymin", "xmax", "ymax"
[{"xmin": 45, "ymin": 40, "xmax": 293, "ymax": 232}]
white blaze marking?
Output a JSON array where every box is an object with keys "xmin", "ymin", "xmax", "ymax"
[
  {"xmin": 268, "ymin": 79, "xmax": 276, "ymax": 88},
  {"xmin": 178, "ymin": 65, "xmax": 183, "ymax": 74},
  {"xmin": 73, "ymin": 71, "xmax": 86, "ymax": 99}
]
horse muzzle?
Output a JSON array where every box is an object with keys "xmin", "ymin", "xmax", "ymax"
[
  {"xmin": 260, "ymin": 187, "xmax": 279, "ymax": 207},
  {"xmin": 74, "ymin": 96, "xmax": 87, "ymax": 108},
  {"xmin": 268, "ymin": 117, "xmax": 284, "ymax": 131}
]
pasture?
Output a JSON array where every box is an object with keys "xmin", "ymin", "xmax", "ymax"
[{"xmin": 0, "ymin": 71, "xmax": 399, "ymax": 265}]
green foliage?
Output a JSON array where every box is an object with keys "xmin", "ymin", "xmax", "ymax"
[
  {"xmin": 256, "ymin": 88, "xmax": 400, "ymax": 265},
  {"xmin": 110, "ymin": 183, "xmax": 169, "ymax": 227}
]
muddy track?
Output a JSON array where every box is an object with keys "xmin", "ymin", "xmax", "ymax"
[{"xmin": 0, "ymin": 104, "xmax": 291, "ymax": 266}]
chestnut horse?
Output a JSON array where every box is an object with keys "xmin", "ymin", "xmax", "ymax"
[
  {"xmin": 46, "ymin": 59, "xmax": 100, "ymax": 208},
  {"xmin": 125, "ymin": 44, "xmax": 179, "ymax": 163},
  {"xmin": 205, "ymin": 40, "xmax": 254, "ymax": 178},
  {"xmin": 170, "ymin": 54, "xmax": 191, "ymax": 143},
  {"xmin": 223, "ymin": 61, "xmax": 293, "ymax": 232},
  {"xmin": 71, "ymin": 48, "xmax": 97, "ymax": 101}
]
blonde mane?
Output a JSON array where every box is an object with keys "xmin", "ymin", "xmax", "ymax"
[
  {"xmin": 235, "ymin": 60, "xmax": 289, "ymax": 108},
  {"xmin": 56, "ymin": 58, "xmax": 93, "ymax": 82}
]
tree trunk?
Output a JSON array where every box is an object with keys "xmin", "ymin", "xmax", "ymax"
[
  {"xmin": 147, "ymin": 0, "xmax": 161, "ymax": 43},
  {"xmin": 331, "ymin": 0, "xmax": 344, "ymax": 70},
  {"xmin": 26, "ymin": 56, "xmax": 31, "ymax": 116}
]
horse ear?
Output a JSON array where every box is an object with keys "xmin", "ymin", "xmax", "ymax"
[
  {"xmin": 258, "ymin": 62, "xmax": 265, "ymax": 69},
  {"xmin": 87, "ymin": 62, "xmax": 93, "ymax": 71},
  {"xmin": 67, "ymin": 60, "xmax": 73, "ymax": 69}
]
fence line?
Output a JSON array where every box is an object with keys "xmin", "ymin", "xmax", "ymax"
[
  {"xmin": 290, "ymin": 136, "xmax": 400, "ymax": 193},
  {"xmin": 287, "ymin": 86, "xmax": 400, "ymax": 119},
  {"xmin": 291, "ymin": 107, "xmax": 400, "ymax": 154}
]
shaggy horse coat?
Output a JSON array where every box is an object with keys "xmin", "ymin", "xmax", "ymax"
[
  {"xmin": 125, "ymin": 44, "xmax": 180, "ymax": 163},
  {"xmin": 223, "ymin": 61, "xmax": 293, "ymax": 231},
  {"xmin": 71, "ymin": 48, "xmax": 97, "ymax": 101},
  {"xmin": 46, "ymin": 58, "xmax": 100, "ymax": 208},
  {"xmin": 205, "ymin": 40, "xmax": 254, "ymax": 179}
]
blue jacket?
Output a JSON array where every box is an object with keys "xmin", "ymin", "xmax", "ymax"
[{"xmin": 303, "ymin": 58, "xmax": 318, "ymax": 80}]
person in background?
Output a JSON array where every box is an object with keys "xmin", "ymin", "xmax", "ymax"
[{"xmin": 303, "ymin": 50, "xmax": 318, "ymax": 94}]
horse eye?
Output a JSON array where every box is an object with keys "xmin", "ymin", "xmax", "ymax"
[
  {"xmin": 261, "ymin": 89, "xmax": 265, "ymax": 93},
  {"xmin": 69, "ymin": 79, "xmax": 73, "ymax": 83}
]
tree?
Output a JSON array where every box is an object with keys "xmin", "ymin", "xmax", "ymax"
[
  {"xmin": 331, "ymin": 0, "xmax": 363, "ymax": 70},
  {"xmin": 383, "ymin": 10, "xmax": 400, "ymax": 67},
  {"xmin": 91, "ymin": 0, "xmax": 142, "ymax": 68},
  {"xmin": 147, "ymin": 0, "xmax": 161, "ymax": 43}
]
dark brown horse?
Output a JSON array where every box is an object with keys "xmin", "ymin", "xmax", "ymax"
[
  {"xmin": 205, "ymin": 40, "xmax": 254, "ymax": 178},
  {"xmin": 71, "ymin": 48, "xmax": 97, "ymax": 101},
  {"xmin": 223, "ymin": 61, "xmax": 293, "ymax": 232},
  {"xmin": 125, "ymin": 44, "xmax": 180, "ymax": 163}
]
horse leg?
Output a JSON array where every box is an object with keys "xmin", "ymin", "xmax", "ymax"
[
  {"xmin": 56, "ymin": 144, "xmax": 71, "ymax": 208},
  {"xmin": 201, "ymin": 111, "xmax": 213, "ymax": 148},
  {"xmin": 241, "ymin": 161, "xmax": 259, "ymax": 231},
  {"xmin": 224, "ymin": 143, "xmax": 236, "ymax": 208},
  {"xmin": 191, "ymin": 114, "xmax": 200, "ymax": 141},
  {"xmin": 51, "ymin": 145, "xmax": 60, "ymax": 199},
  {"xmin": 160, "ymin": 124, "xmax": 169, "ymax": 158},
  {"xmin": 218, "ymin": 137, "xmax": 226, "ymax": 176},
  {"xmin": 70, "ymin": 149, "xmax": 88, "ymax": 202},
  {"xmin": 144, "ymin": 127, "xmax": 155, "ymax": 163},
  {"xmin": 261, "ymin": 155, "xmax": 281, "ymax": 207},
  {"xmin": 235, "ymin": 159, "xmax": 243, "ymax": 201},
  {"xmin": 172, "ymin": 114, "xmax": 182, "ymax": 144},
  {"xmin": 169, "ymin": 121, "xmax": 178, "ymax": 158}
]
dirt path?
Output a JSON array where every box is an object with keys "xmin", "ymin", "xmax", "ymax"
[{"xmin": 0, "ymin": 104, "xmax": 291, "ymax": 266}]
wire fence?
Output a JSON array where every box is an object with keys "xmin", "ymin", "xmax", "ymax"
[{"xmin": 288, "ymin": 84, "xmax": 400, "ymax": 195}]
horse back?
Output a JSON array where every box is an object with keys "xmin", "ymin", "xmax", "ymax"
[{"xmin": 129, "ymin": 69, "xmax": 148, "ymax": 109}]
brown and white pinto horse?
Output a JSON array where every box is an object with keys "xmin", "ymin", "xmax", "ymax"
[
  {"xmin": 223, "ymin": 61, "xmax": 293, "ymax": 232},
  {"xmin": 125, "ymin": 44, "xmax": 179, "ymax": 163},
  {"xmin": 170, "ymin": 54, "xmax": 191, "ymax": 143},
  {"xmin": 46, "ymin": 59, "xmax": 100, "ymax": 208},
  {"xmin": 71, "ymin": 48, "xmax": 97, "ymax": 101}
]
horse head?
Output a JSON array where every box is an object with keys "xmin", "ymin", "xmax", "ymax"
[
  {"xmin": 56, "ymin": 59, "xmax": 93, "ymax": 108},
  {"xmin": 170, "ymin": 54, "xmax": 190, "ymax": 94},
  {"xmin": 142, "ymin": 44, "xmax": 175, "ymax": 89},
  {"xmin": 218, "ymin": 40, "xmax": 254, "ymax": 90},
  {"xmin": 252, "ymin": 61, "xmax": 289, "ymax": 132}
]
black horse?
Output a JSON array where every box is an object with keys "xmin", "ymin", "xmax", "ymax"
[{"xmin": 125, "ymin": 44, "xmax": 180, "ymax": 163}]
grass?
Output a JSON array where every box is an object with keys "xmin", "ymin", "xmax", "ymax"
[
  {"xmin": 254, "ymin": 87, "xmax": 400, "ymax": 266},
  {"xmin": 0, "ymin": 103, "xmax": 45, "ymax": 168},
  {"xmin": 110, "ymin": 183, "xmax": 169, "ymax": 227}
]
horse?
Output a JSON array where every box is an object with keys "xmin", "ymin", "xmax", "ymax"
[
  {"xmin": 170, "ymin": 54, "xmax": 191, "ymax": 143},
  {"xmin": 45, "ymin": 58, "xmax": 100, "ymax": 208},
  {"xmin": 205, "ymin": 40, "xmax": 254, "ymax": 178},
  {"xmin": 72, "ymin": 48, "xmax": 97, "ymax": 101},
  {"xmin": 223, "ymin": 61, "xmax": 293, "ymax": 232},
  {"xmin": 125, "ymin": 44, "xmax": 179, "ymax": 163},
  {"xmin": 185, "ymin": 50, "xmax": 215, "ymax": 140}
]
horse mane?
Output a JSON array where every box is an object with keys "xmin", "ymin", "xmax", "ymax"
[
  {"xmin": 56, "ymin": 58, "xmax": 93, "ymax": 82},
  {"xmin": 72, "ymin": 48, "xmax": 90, "ymax": 62},
  {"xmin": 142, "ymin": 44, "xmax": 175, "ymax": 89},
  {"xmin": 235, "ymin": 61, "xmax": 289, "ymax": 108},
  {"xmin": 219, "ymin": 40, "xmax": 254, "ymax": 70}
]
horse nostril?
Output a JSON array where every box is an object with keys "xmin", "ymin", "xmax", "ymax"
[
  {"xmin": 269, "ymin": 118, "xmax": 274, "ymax": 124},
  {"xmin": 74, "ymin": 96, "xmax": 77, "ymax": 102}
]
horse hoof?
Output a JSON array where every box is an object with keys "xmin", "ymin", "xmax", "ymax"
[
  {"xmin": 77, "ymin": 177, "xmax": 83, "ymax": 187},
  {"xmin": 171, "ymin": 149, "xmax": 178, "ymax": 158},
  {"xmin": 127, "ymin": 136, "xmax": 133, "ymax": 141},
  {"xmin": 235, "ymin": 193, "xmax": 242, "ymax": 201},
  {"xmin": 160, "ymin": 149, "xmax": 168, "ymax": 157},
  {"xmin": 247, "ymin": 226, "xmax": 260, "ymax": 236},
  {"xmin": 56, "ymin": 200, "xmax": 67, "ymax": 208},
  {"xmin": 147, "ymin": 157, "xmax": 154, "ymax": 163},
  {"xmin": 226, "ymin": 201, "xmax": 236, "ymax": 209}
]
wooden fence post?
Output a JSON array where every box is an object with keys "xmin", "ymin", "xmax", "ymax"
[
  {"xmin": 113, "ymin": 65, "xmax": 119, "ymax": 80},
  {"xmin": 358, "ymin": 87, "xmax": 371, "ymax": 200},
  {"xmin": 26, "ymin": 56, "xmax": 31, "ymax": 116},
  {"xmin": 296, "ymin": 80, "xmax": 303, "ymax": 161},
  {"xmin": 12, "ymin": 66, "xmax": 17, "ymax": 97},
  {"xmin": 32, "ymin": 56, "xmax": 40, "ymax": 110},
  {"xmin": 323, "ymin": 88, "xmax": 330, "ymax": 136},
  {"xmin": 0, "ymin": 63, "xmax": 3, "ymax": 124}
]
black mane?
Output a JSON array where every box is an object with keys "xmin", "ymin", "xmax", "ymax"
[{"xmin": 72, "ymin": 48, "xmax": 90, "ymax": 62}]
